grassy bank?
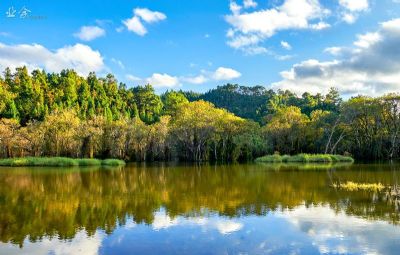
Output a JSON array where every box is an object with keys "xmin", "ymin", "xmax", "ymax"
[
  {"xmin": 0, "ymin": 157, "xmax": 126, "ymax": 167},
  {"xmin": 255, "ymin": 154, "xmax": 354, "ymax": 163}
]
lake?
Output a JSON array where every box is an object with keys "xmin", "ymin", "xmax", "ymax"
[{"xmin": 0, "ymin": 163, "xmax": 400, "ymax": 255}]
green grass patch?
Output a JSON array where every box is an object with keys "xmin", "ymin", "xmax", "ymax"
[
  {"xmin": 0, "ymin": 157, "xmax": 125, "ymax": 167},
  {"xmin": 101, "ymin": 159, "xmax": 126, "ymax": 166},
  {"xmin": 255, "ymin": 154, "xmax": 354, "ymax": 163}
]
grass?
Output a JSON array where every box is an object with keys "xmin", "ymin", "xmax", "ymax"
[
  {"xmin": 255, "ymin": 153, "xmax": 354, "ymax": 163},
  {"xmin": 0, "ymin": 157, "xmax": 125, "ymax": 167},
  {"xmin": 332, "ymin": 181, "xmax": 385, "ymax": 192}
]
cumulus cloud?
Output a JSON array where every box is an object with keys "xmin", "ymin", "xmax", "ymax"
[
  {"xmin": 145, "ymin": 73, "xmax": 179, "ymax": 88},
  {"xmin": 225, "ymin": 0, "xmax": 330, "ymax": 54},
  {"xmin": 339, "ymin": 0, "xmax": 369, "ymax": 24},
  {"xmin": 309, "ymin": 21, "xmax": 331, "ymax": 30},
  {"xmin": 134, "ymin": 8, "xmax": 166, "ymax": 23},
  {"xmin": 280, "ymin": 41, "xmax": 292, "ymax": 50},
  {"xmin": 123, "ymin": 16, "xmax": 147, "ymax": 36},
  {"xmin": 324, "ymin": 46, "xmax": 343, "ymax": 56},
  {"xmin": 181, "ymin": 74, "xmax": 208, "ymax": 84},
  {"xmin": 272, "ymin": 18, "xmax": 400, "ymax": 96},
  {"xmin": 339, "ymin": 0, "xmax": 369, "ymax": 12},
  {"xmin": 74, "ymin": 26, "xmax": 106, "ymax": 41},
  {"xmin": 123, "ymin": 8, "xmax": 166, "ymax": 36},
  {"xmin": 0, "ymin": 42, "xmax": 105, "ymax": 76},
  {"xmin": 243, "ymin": 0, "xmax": 258, "ymax": 9},
  {"xmin": 212, "ymin": 67, "xmax": 242, "ymax": 80}
]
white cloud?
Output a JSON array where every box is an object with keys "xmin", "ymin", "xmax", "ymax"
[
  {"xmin": 182, "ymin": 75, "xmax": 208, "ymax": 84},
  {"xmin": 111, "ymin": 58, "xmax": 125, "ymax": 69},
  {"xmin": 353, "ymin": 32, "xmax": 381, "ymax": 48},
  {"xmin": 272, "ymin": 18, "xmax": 400, "ymax": 96},
  {"xmin": 123, "ymin": 8, "xmax": 166, "ymax": 36},
  {"xmin": 275, "ymin": 54, "xmax": 294, "ymax": 61},
  {"xmin": 244, "ymin": 46, "xmax": 270, "ymax": 55},
  {"xmin": 309, "ymin": 21, "xmax": 331, "ymax": 30},
  {"xmin": 0, "ymin": 42, "xmax": 105, "ymax": 76},
  {"xmin": 324, "ymin": 46, "xmax": 343, "ymax": 56},
  {"xmin": 243, "ymin": 0, "xmax": 258, "ymax": 9},
  {"xmin": 212, "ymin": 67, "xmax": 242, "ymax": 80},
  {"xmin": 229, "ymin": 1, "xmax": 242, "ymax": 14},
  {"xmin": 339, "ymin": 0, "xmax": 369, "ymax": 24},
  {"xmin": 339, "ymin": 0, "xmax": 369, "ymax": 12},
  {"xmin": 126, "ymin": 66, "xmax": 241, "ymax": 87},
  {"xmin": 281, "ymin": 41, "xmax": 292, "ymax": 50},
  {"xmin": 146, "ymin": 73, "xmax": 180, "ymax": 88},
  {"xmin": 123, "ymin": 16, "xmax": 147, "ymax": 36},
  {"xmin": 74, "ymin": 26, "xmax": 105, "ymax": 41},
  {"xmin": 225, "ymin": 0, "xmax": 330, "ymax": 54},
  {"xmin": 341, "ymin": 13, "xmax": 356, "ymax": 24},
  {"xmin": 134, "ymin": 8, "xmax": 166, "ymax": 23},
  {"xmin": 126, "ymin": 74, "xmax": 141, "ymax": 82}
]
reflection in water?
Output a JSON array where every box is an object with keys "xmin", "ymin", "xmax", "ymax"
[{"xmin": 0, "ymin": 163, "xmax": 400, "ymax": 254}]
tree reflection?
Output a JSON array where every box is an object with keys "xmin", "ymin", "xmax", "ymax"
[{"xmin": 0, "ymin": 163, "xmax": 399, "ymax": 246}]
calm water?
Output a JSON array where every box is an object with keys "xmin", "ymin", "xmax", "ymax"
[{"xmin": 0, "ymin": 163, "xmax": 400, "ymax": 255}]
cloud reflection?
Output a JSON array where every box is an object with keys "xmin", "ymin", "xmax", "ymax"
[
  {"xmin": 278, "ymin": 205, "xmax": 400, "ymax": 255},
  {"xmin": 0, "ymin": 230, "xmax": 105, "ymax": 255}
]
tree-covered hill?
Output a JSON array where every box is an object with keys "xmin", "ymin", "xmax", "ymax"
[{"xmin": 186, "ymin": 84, "xmax": 341, "ymax": 123}]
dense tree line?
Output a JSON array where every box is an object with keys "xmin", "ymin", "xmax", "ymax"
[
  {"xmin": 0, "ymin": 68, "xmax": 262, "ymax": 161},
  {"xmin": 1, "ymin": 67, "xmax": 400, "ymax": 161}
]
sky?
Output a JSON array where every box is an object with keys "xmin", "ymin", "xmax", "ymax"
[{"xmin": 1, "ymin": 0, "xmax": 400, "ymax": 96}]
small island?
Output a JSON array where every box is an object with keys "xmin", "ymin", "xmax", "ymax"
[{"xmin": 255, "ymin": 153, "xmax": 354, "ymax": 163}]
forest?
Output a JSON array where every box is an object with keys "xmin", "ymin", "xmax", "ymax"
[{"xmin": 1, "ymin": 66, "xmax": 400, "ymax": 161}]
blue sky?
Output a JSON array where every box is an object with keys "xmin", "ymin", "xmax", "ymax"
[{"xmin": 1, "ymin": 0, "xmax": 400, "ymax": 95}]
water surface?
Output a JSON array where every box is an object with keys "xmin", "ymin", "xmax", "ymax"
[{"xmin": 0, "ymin": 163, "xmax": 400, "ymax": 255}]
